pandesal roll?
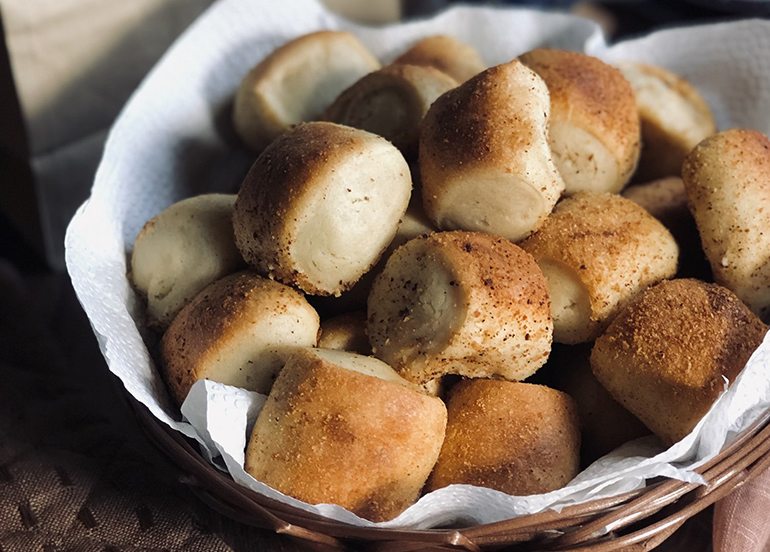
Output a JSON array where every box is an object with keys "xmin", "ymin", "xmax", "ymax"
[
  {"xmin": 622, "ymin": 177, "xmax": 710, "ymax": 279},
  {"xmin": 324, "ymin": 63, "xmax": 457, "ymax": 158},
  {"xmin": 130, "ymin": 194, "xmax": 244, "ymax": 329},
  {"xmin": 426, "ymin": 379, "xmax": 580, "ymax": 495},
  {"xmin": 519, "ymin": 49, "xmax": 640, "ymax": 194},
  {"xmin": 160, "ymin": 271, "xmax": 319, "ymax": 403},
  {"xmin": 520, "ymin": 192, "xmax": 678, "ymax": 344},
  {"xmin": 318, "ymin": 311, "xmax": 371, "ymax": 355},
  {"xmin": 233, "ymin": 122, "xmax": 412, "ymax": 296},
  {"xmin": 245, "ymin": 348, "xmax": 446, "ymax": 522},
  {"xmin": 618, "ymin": 62, "xmax": 716, "ymax": 182},
  {"xmin": 683, "ymin": 129, "xmax": 770, "ymax": 320},
  {"xmin": 233, "ymin": 31, "xmax": 380, "ymax": 151},
  {"xmin": 420, "ymin": 60, "xmax": 565, "ymax": 242},
  {"xmin": 592, "ymin": 279, "xmax": 767, "ymax": 445},
  {"xmin": 393, "ymin": 35, "xmax": 485, "ymax": 83},
  {"xmin": 368, "ymin": 231, "xmax": 552, "ymax": 384}
]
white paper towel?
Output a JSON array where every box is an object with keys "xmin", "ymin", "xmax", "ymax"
[{"xmin": 65, "ymin": 0, "xmax": 770, "ymax": 529}]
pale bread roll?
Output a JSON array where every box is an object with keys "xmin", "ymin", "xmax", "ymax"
[
  {"xmin": 683, "ymin": 129, "xmax": 770, "ymax": 320},
  {"xmin": 233, "ymin": 122, "xmax": 412, "ymax": 296},
  {"xmin": 426, "ymin": 379, "xmax": 580, "ymax": 495},
  {"xmin": 233, "ymin": 31, "xmax": 380, "ymax": 151},
  {"xmin": 244, "ymin": 348, "xmax": 446, "ymax": 521},
  {"xmin": 622, "ymin": 176, "xmax": 711, "ymax": 279},
  {"xmin": 520, "ymin": 192, "xmax": 678, "ymax": 344},
  {"xmin": 618, "ymin": 62, "xmax": 716, "ymax": 182},
  {"xmin": 519, "ymin": 49, "xmax": 640, "ymax": 194},
  {"xmin": 318, "ymin": 311, "xmax": 370, "ymax": 355},
  {"xmin": 324, "ymin": 63, "xmax": 457, "ymax": 158},
  {"xmin": 420, "ymin": 60, "xmax": 565, "ymax": 242},
  {"xmin": 130, "ymin": 194, "xmax": 244, "ymax": 329},
  {"xmin": 310, "ymin": 194, "xmax": 435, "ymax": 317},
  {"xmin": 548, "ymin": 344, "xmax": 649, "ymax": 464},
  {"xmin": 161, "ymin": 271, "xmax": 319, "ymax": 403},
  {"xmin": 393, "ymin": 35, "xmax": 485, "ymax": 83},
  {"xmin": 368, "ymin": 231, "xmax": 552, "ymax": 384},
  {"xmin": 592, "ymin": 279, "xmax": 766, "ymax": 445}
]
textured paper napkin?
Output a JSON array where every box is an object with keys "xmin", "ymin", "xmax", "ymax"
[{"xmin": 65, "ymin": 0, "xmax": 770, "ymax": 529}]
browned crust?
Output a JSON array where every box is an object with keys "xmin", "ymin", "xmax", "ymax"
[
  {"xmin": 393, "ymin": 35, "xmax": 486, "ymax": 83},
  {"xmin": 520, "ymin": 192, "xmax": 678, "ymax": 334},
  {"xmin": 591, "ymin": 279, "xmax": 767, "ymax": 445},
  {"xmin": 519, "ymin": 49, "xmax": 640, "ymax": 185},
  {"xmin": 324, "ymin": 63, "xmax": 457, "ymax": 158},
  {"xmin": 160, "ymin": 271, "xmax": 319, "ymax": 404},
  {"xmin": 244, "ymin": 348, "xmax": 447, "ymax": 521},
  {"xmin": 682, "ymin": 129, "xmax": 770, "ymax": 319},
  {"xmin": 368, "ymin": 231, "xmax": 552, "ymax": 383},
  {"xmin": 426, "ymin": 379, "xmax": 580, "ymax": 495},
  {"xmin": 233, "ymin": 121, "xmax": 409, "ymax": 295}
]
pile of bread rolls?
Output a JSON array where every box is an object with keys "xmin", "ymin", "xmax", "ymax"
[{"xmin": 129, "ymin": 30, "xmax": 769, "ymax": 522}]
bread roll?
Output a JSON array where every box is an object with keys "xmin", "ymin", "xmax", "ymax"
[
  {"xmin": 426, "ymin": 379, "xmax": 580, "ymax": 495},
  {"xmin": 324, "ymin": 63, "xmax": 457, "ymax": 158},
  {"xmin": 520, "ymin": 192, "xmax": 678, "ymax": 344},
  {"xmin": 592, "ymin": 279, "xmax": 767, "ymax": 445},
  {"xmin": 318, "ymin": 311, "xmax": 370, "ymax": 355},
  {"xmin": 233, "ymin": 31, "xmax": 380, "ymax": 151},
  {"xmin": 420, "ymin": 60, "xmax": 565, "ymax": 241},
  {"xmin": 519, "ymin": 49, "xmax": 640, "ymax": 194},
  {"xmin": 622, "ymin": 177, "xmax": 711, "ymax": 279},
  {"xmin": 245, "ymin": 348, "xmax": 446, "ymax": 521},
  {"xmin": 548, "ymin": 344, "xmax": 649, "ymax": 464},
  {"xmin": 160, "ymin": 271, "xmax": 319, "ymax": 403},
  {"xmin": 618, "ymin": 62, "xmax": 716, "ymax": 181},
  {"xmin": 393, "ymin": 35, "xmax": 485, "ymax": 83},
  {"xmin": 130, "ymin": 194, "xmax": 244, "ymax": 329},
  {"xmin": 368, "ymin": 231, "xmax": 552, "ymax": 384},
  {"xmin": 683, "ymin": 129, "xmax": 770, "ymax": 320},
  {"xmin": 233, "ymin": 122, "xmax": 412, "ymax": 296}
]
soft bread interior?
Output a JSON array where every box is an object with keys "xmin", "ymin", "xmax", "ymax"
[
  {"xmin": 199, "ymin": 308, "xmax": 319, "ymax": 394},
  {"xmin": 434, "ymin": 171, "xmax": 546, "ymax": 242},
  {"xmin": 539, "ymin": 259, "xmax": 592, "ymax": 344},
  {"xmin": 292, "ymin": 142, "xmax": 410, "ymax": 292},
  {"xmin": 310, "ymin": 348, "xmax": 415, "ymax": 388},
  {"xmin": 261, "ymin": 40, "xmax": 377, "ymax": 126},
  {"xmin": 370, "ymin": 240, "xmax": 462, "ymax": 364},
  {"xmin": 550, "ymin": 123, "xmax": 621, "ymax": 194}
]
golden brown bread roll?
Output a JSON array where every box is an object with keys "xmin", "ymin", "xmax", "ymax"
[
  {"xmin": 393, "ymin": 35, "xmax": 485, "ymax": 83},
  {"xmin": 682, "ymin": 129, "xmax": 770, "ymax": 320},
  {"xmin": 419, "ymin": 60, "xmax": 565, "ymax": 241},
  {"xmin": 592, "ymin": 279, "xmax": 767, "ymax": 445},
  {"xmin": 324, "ymin": 63, "xmax": 457, "ymax": 158},
  {"xmin": 519, "ymin": 49, "xmax": 640, "ymax": 195},
  {"xmin": 368, "ymin": 231, "xmax": 552, "ymax": 384},
  {"xmin": 160, "ymin": 271, "xmax": 319, "ymax": 403},
  {"xmin": 130, "ymin": 194, "xmax": 244, "ymax": 329},
  {"xmin": 520, "ymin": 192, "xmax": 678, "ymax": 344},
  {"xmin": 622, "ymin": 176, "xmax": 711, "ymax": 279},
  {"xmin": 244, "ymin": 348, "xmax": 446, "ymax": 521},
  {"xmin": 617, "ymin": 62, "xmax": 716, "ymax": 182},
  {"xmin": 318, "ymin": 311, "xmax": 371, "ymax": 355},
  {"xmin": 232, "ymin": 31, "xmax": 380, "ymax": 151},
  {"xmin": 426, "ymin": 379, "xmax": 580, "ymax": 495},
  {"xmin": 547, "ymin": 344, "xmax": 649, "ymax": 465},
  {"xmin": 233, "ymin": 122, "xmax": 412, "ymax": 296}
]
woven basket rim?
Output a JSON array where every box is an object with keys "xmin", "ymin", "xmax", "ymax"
[{"xmin": 127, "ymin": 392, "xmax": 770, "ymax": 551}]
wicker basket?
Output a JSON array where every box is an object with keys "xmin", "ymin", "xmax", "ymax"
[{"xmin": 129, "ymin": 395, "xmax": 770, "ymax": 551}]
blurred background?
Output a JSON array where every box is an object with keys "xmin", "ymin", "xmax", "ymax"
[{"xmin": 0, "ymin": 1, "xmax": 767, "ymax": 550}]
